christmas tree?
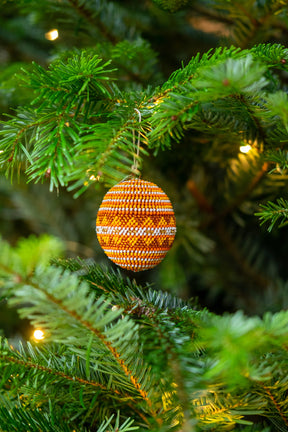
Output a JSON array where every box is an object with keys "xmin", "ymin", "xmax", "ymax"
[{"xmin": 1, "ymin": 0, "xmax": 288, "ymax": 430}]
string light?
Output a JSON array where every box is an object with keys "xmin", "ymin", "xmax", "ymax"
[
  {"xmin": 239, "ymin": 144, "xmax": 252, "ymax": 154},
  {"xmin": 89, "ymin": 174, "xmax": 101, "ymax": 181},
  {"xmin": 45, "ymin": 29, "xmax": 59, "ymax": 41},
  {"xmin": 33, "ymin": 329, "xmax": 45, "ymax": 341}
]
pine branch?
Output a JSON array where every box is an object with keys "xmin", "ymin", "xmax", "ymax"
[
  {"xmin": 266, "ymin": 149, "xmax": 288, "ymax": 173},
  {"xmin": 0, "ymin": 395, "xmax": 137, "ymax": 432},
  {"xmin": 23, "ymin": 52, "xmax": 115, "ymax": 113},
  {"xmin": 227, "ymin": 161, "xmax": 269, "ymax": 211},
  {"xmin": 193, "ymin": 392, "xmax": 262, "ymax": 428},
  {"xmin": 0, "ymin": 237, "xmax": 161, "ymax": 422},
  {"xmin": 0, "ymin": 234, "xmax": 63, "ymax": 279},
  {"xmin": 148, "ymin": 49, "xmax": 284, "ymax": 150},
  {"xmin": 260, "ymin": 384, "xmax": 288, "ymax": 428},
  {"xmin": 1, "ymin": 45, "xmax": 288, "ymax": 191},
  {"xmin": 214, "ymin": 222, "xmax": 269, "ymax": 291},
  {"xmin": 1, "ymin": 338, "xmax": 153, "ymax": 428},
  {"xmin": 0, "ymin": 109, "xmax": 52, "ymax": 179},
  {"xmin": 20, "ymin": 273, "xmax": 154, "ymax": 407},
  {"xmin": 51, "ymin": 258, "xmax": 191, "ymax": 312},
  {"xmin": 17, "ymin": 0, "xmax": 142, "ymax": 48},
  {"xmin": 152, "ymin": 0, "xmax": 190, "ymax": 13},
  {"xmin": 2, "ymin": 236, "xmax": 288, "ymax": 428},
  {"xmin": 0, "ymin": 339, "xmax": 125, "ymax": 399},
  {"xmin": 0, "ymin": 338, "xmax": 150, "ymax": 428},
  {"xmin": 67, "ymin": 103, "xmax": 150, "ymax": 194},
  {"xmin": 255, "ymin": 198, "xmax": 288, "ymax": 232},
  {"xmin": 211, "ymin": 0, "xmax": 288, "ymax": 48},
  {"xmin": 109, "ymin": 39, "xmax": 161, "ymax": 86},
  {"xmin": 0, "ymin": 53, "xmax": 150, "ymax": 191},
  {"xmin": 0, "ymin": 399, "xmax": 75, "ymax": 432},
  {"xmin": 264, "ymin": 91, "xmax": 288, "ymax": 130},
  {"xmin": 250, "ymin": 44, "xmax": 288, "ymax": 68},
  {"xmin": 67, "ymin": 0, "xmax": 119, "ymax": 44},
  {"xmin": 51, "ymin": 259, "xmax": 288, "ymax": 430},
  {"xmin": 68, "ymin": 113, "xmax": 144, "ymax": 191},
  {"xmin": 187, "ymin": 152, "xmax": 270, "ymax": 226},
  {"xmin": 187, "ymin": 179, "xmax": 271, "ymax": 292}
]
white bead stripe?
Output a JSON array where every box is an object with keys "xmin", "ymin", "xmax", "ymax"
[
  {"xmin": 102, "ymin": 249, "xmax": 166, "ymax": 255},
  {"xmin": 98, "ymin": 207, "xmax": 174, "ymax": 212},
  {"xmin": 107, "ymin": 256, "xmax": 166, "ymax": 262},
  {"xmin": 115, "ymin": 182, "xmax": 160, "ymax": 188},
  {"xmin": 106, "ymin": 190, "xmax": 166, "ymax": 195},
  {"xmin": 102, "ymin": 198, "xmax": 171, "ymax": 204},
  {"xmin": 96, "ymin": 226, "xmax": 176, "ymax": 235}
]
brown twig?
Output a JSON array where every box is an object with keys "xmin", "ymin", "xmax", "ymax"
[
  {"xmin": 187, "ymin": 179, "xmax": 213, "ymax": 214},
  {"xmin": 233, "ymin": 94, "xmax": 268, "ymax": 144},
  {"xmin": 4, "ymin": 354, "xmax": 121, "ymax": 395},
  {"xmin": 67, "ymin": 0, "xmax": 118, "ymax": 44},
  {"xmin": 260, "ymin": 383, "xmax": 288, "ymax": 427},
  {"xmin": 186, "ymin": 177, "xmax": 269, "ymax": 291},
  {"xmin": 219, "ymin": 162, "xmax": 269, "ymax": 219}
]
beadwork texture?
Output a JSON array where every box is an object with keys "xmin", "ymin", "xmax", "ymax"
[{"xmin": 96, "ymin": 178, "xmax": 176, "ymax": 271}]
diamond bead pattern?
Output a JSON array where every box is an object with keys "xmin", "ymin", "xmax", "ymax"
[{"xmin": 96, "ymin": 178, "xmax": 176, "ymax": 271}]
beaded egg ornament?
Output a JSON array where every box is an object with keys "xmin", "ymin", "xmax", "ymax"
[{"xmin": 96, "ymin": 178, "xmax": 176, "ymax": 271}]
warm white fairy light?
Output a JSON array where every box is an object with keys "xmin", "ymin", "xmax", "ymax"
[
  {"xmin": 239, "ymin": 144, "xmax": 252, "ymax": 154},
  {"xmin": 89, "ymin": 174, "xmax": 101, "ymax": 181},
  {"xmin": 33, "ymin": 329, "xmax": 45, "ymax": 340},
  {"xmin": 45, "ymin": 29, "xmax": 59, "ymax": 41}
]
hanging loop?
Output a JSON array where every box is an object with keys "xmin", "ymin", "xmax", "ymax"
[{"xmin": 131, "ymin": 108, "xmax": 142, "ymax": 175}]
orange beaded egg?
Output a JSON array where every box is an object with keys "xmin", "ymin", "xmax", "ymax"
[{"xmin": 96, "ymin": 178, "xmax": 176, "ymax": 271}]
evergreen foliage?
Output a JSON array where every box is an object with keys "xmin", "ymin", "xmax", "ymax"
[
  {"xmin": 1, "ymin": 237, "xmax": 288, "ymax": 430},
  {"xmin": 1, "ymin": 0, "xmax": 288, "ymax": 431}
]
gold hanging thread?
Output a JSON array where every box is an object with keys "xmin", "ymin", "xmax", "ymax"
[{"xmin": 131, "ymin": 108, "xmax": 141, "ymax": 175}]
